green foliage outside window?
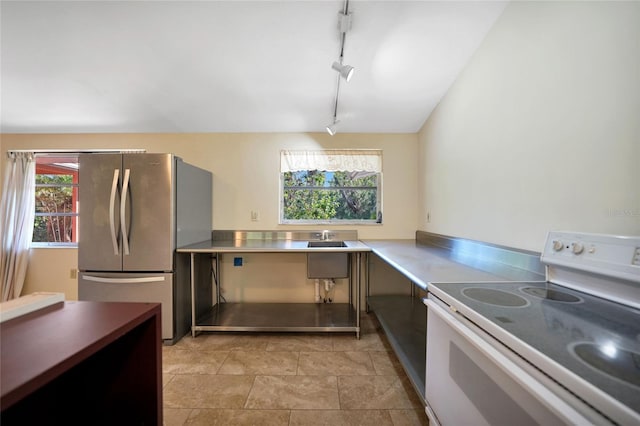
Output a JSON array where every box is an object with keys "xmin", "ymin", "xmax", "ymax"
[
  {"xmin": 34, "ymin": 174, "xmax": 75, "ymax": 243},
  {"xmin": 283, "ymin": 170, "xmax": 380, "ymax": 222}
]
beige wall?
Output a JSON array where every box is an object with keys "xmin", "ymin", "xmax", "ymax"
[
  {"xmin": 1, "ymin": 132, "xmax": 418, "ymax": 300},
  {"xmin": 418, "ymin": 1, "xmax": 640, "ymax": 251},
  {"xmin": 23, "ymin": 248, "xmax": 79, "ymax": 300}
]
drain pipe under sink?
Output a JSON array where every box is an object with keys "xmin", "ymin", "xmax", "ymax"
[
  {"xmin": 324, "ymin": 279, "xmax": 336, "ymax": 303},
  {"xmin": 314, "ymin": 279, "xmax": 322, "ymax": 303}
]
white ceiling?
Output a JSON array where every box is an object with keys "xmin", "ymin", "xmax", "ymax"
[{"xmin": 0, "ymin": 1, "xmax": 506, "ymax": 134}]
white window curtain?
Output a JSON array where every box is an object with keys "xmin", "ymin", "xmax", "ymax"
[
  {"xmin": 1, "ymin": 152, "xmax": 36, "ymax": 301},
  {"xmin": 281, "ymin": 149, "xmax": 382, "ymax": 173}
]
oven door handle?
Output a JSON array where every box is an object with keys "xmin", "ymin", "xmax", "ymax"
[{"xmin": 424, "ymin": 298, "xmax": 591, "ymax": 424}]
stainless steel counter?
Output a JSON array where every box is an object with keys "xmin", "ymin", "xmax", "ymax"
[
  {"xmin": 177, "ymin": 239, "xmax": 370, "ymax": 253},
  {"xmin": 362, "ymin": 233, "xmax": 545, "ymax": 406},
  {"xmin": 177, "ymin": 230, "xmax": 367, "ymax": 339},
  {"xmin": 363, "ymin": 238, "xmax": 543, "ymax": 289}
]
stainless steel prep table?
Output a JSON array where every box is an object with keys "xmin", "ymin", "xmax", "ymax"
[
  {"xmin": 177, "ymin": 233, "xmax": 371, "ymax": 339},
  {"xmin": 363, "ymin": 233, "xmax": 545, "ymax": 405}
]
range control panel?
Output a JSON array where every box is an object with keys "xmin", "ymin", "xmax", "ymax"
[{"xmin": 541, "ymin": 231, "xmax": 640, "ymax": 283}]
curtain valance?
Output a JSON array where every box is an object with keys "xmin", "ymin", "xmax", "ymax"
[{"xmin": 280, "ymin": 149, "xmax": 382, "ymax": 173}]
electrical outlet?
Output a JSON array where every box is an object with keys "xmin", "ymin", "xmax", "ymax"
[
  {"xmin": 70, "ymin": 268, "xmax": 77, "ymax": 279},
  {"xmin": 251, "ymin": 210, "xmax": 260, "ymax": 221}
]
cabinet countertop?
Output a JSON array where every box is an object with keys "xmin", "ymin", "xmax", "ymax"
[{"xmin": 0, "ymin": 300, "xmax": 161, "ymax": 411}]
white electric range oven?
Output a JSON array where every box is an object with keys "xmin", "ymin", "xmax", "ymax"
[{"xmin": 424, "ymin": 231, "xmax": 640, "ymax": 426}]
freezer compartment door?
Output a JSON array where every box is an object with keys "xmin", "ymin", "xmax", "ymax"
[
  {"xmin": 79, "ymin": 272, "xmax": 173, "ymax": 340},
  {"xmin": 122, "ymin": 153, "xmax": 175, "ymax": 271},
  {"xmin": 78, "ymin": 153, "xmax": 123, "ymax": 271}
]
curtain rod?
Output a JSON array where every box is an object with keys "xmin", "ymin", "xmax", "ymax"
[{"xmin": 7, "ymin": 149, "xmax": 146, "ymax": 154}]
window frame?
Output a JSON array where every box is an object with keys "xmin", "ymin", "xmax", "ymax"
[
  {"xmin": 279, "ymin": 167, "xmax": 383, "ymax": 226},
  {"xmin": 32, "ymin": 154, "xmax": 80, "ymax": 247}
]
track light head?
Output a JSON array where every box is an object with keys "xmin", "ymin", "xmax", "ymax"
[
  {"xmin": 326, "ymin": 120, "xmax": 340, "ymax": 136},
  {"xmin": 332, "ymin": 61, "xmax": 354, "ymax": 82}
]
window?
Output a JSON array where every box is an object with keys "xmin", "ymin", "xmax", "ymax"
[
  {"xmin": 280, "ymin": 150, "xmax": 382, "ymax": 224},
  {"xmin": 33, "ymin": 154, "xmax": 79, "ymax": 245}
]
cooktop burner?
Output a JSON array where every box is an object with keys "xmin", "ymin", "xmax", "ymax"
[
  {"xmin": 461, "ymin": 287, "xmax": 529, "ymax": 307},
  {"xmin": 520, "ymin": 286, "xmax": 582, "ymax": 303},
  {"xmin": 572, "ymin": 342, "xmax": 640, "ymax": 388}
]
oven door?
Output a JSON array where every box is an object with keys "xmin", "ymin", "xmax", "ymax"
[{"xmin": 424, "ymin": 296, "xmax": 604, "ymax": 426}]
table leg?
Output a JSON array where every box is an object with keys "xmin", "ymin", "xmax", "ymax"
[{"xmin": 190, "ymin": 253, "xmax": 196, "ymax": 337}]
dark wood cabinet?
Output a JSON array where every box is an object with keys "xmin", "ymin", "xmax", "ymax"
[{"xmin": 1, "ymin": 301, "xmax": 162, "ymax": 425}]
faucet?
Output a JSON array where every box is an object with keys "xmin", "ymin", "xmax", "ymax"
[{"xmin": 321, "ymin": 230, "xmax": 335, "ymax": 240}]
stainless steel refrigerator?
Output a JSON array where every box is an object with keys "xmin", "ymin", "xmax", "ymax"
[{"xmin": 78, "ymin": 153, "xmax": 212, "ymax": 343}]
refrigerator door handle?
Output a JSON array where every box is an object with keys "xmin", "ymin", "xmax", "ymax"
[
  {"xmin": 109, "ymin": 169, "xmax": 120, "ymax": 255},
  {"xmin": 82, "ymin": 275, "xmax": 166, "ymax": 284},
  {"xmin": 121, "ymin": 168, "xmax": 131, "ymax": 255}
]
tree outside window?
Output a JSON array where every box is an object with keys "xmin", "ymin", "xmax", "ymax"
[{"xmin": 33, "ymin": 156, "xmax": 79, "ymax": 244}]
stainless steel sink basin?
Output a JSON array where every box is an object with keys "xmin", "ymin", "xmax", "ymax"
[
  {"xmin": 306, "ymin": 240, "xmax": 349, "ymax": 278},
  {"xmin": 307, "ymin": 241, "xmax": 347, "ymax": 248}
]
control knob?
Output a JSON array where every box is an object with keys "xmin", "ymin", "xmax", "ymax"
[
  {"xmin": 552, "ymin": 240, "xmax": 564, "ymax": 251},
  {"xmin": 572, "ymin": 242, "xmax": 584, "ymax": 255}
]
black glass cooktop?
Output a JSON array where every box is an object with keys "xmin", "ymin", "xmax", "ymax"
[{"xmin": 429, "ymin": 281, "xmax": 640, "ymax": 416}]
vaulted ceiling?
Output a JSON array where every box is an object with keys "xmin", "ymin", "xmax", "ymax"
[{"xmin": 1, "ymin": 1, "xmax": 506, "ymax": 134}]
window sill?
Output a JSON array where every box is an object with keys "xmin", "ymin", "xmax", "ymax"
[
  {"xmin": 31, "ymin": 243, "xmax": 78, "ymax": 249},
  {"xmin": 279, "ymin": 220, "xmax": 382, "ymax": 226}
]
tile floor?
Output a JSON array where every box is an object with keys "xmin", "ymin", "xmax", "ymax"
[{"xmin": 162, "ymin": 313, "xmax": 428, "ymax": 425}]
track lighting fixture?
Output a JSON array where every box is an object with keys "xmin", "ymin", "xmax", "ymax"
[
  {"xmin": 332, "ymin": 61, "xmax": 354, "ymax": 82},
  {"xmin": 326, "ymin": 0, "xmax": 352, "ymax": 136},
  {"xmin": 326, "ymin": 120, "xmax": 340, "ymax": 136}
]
